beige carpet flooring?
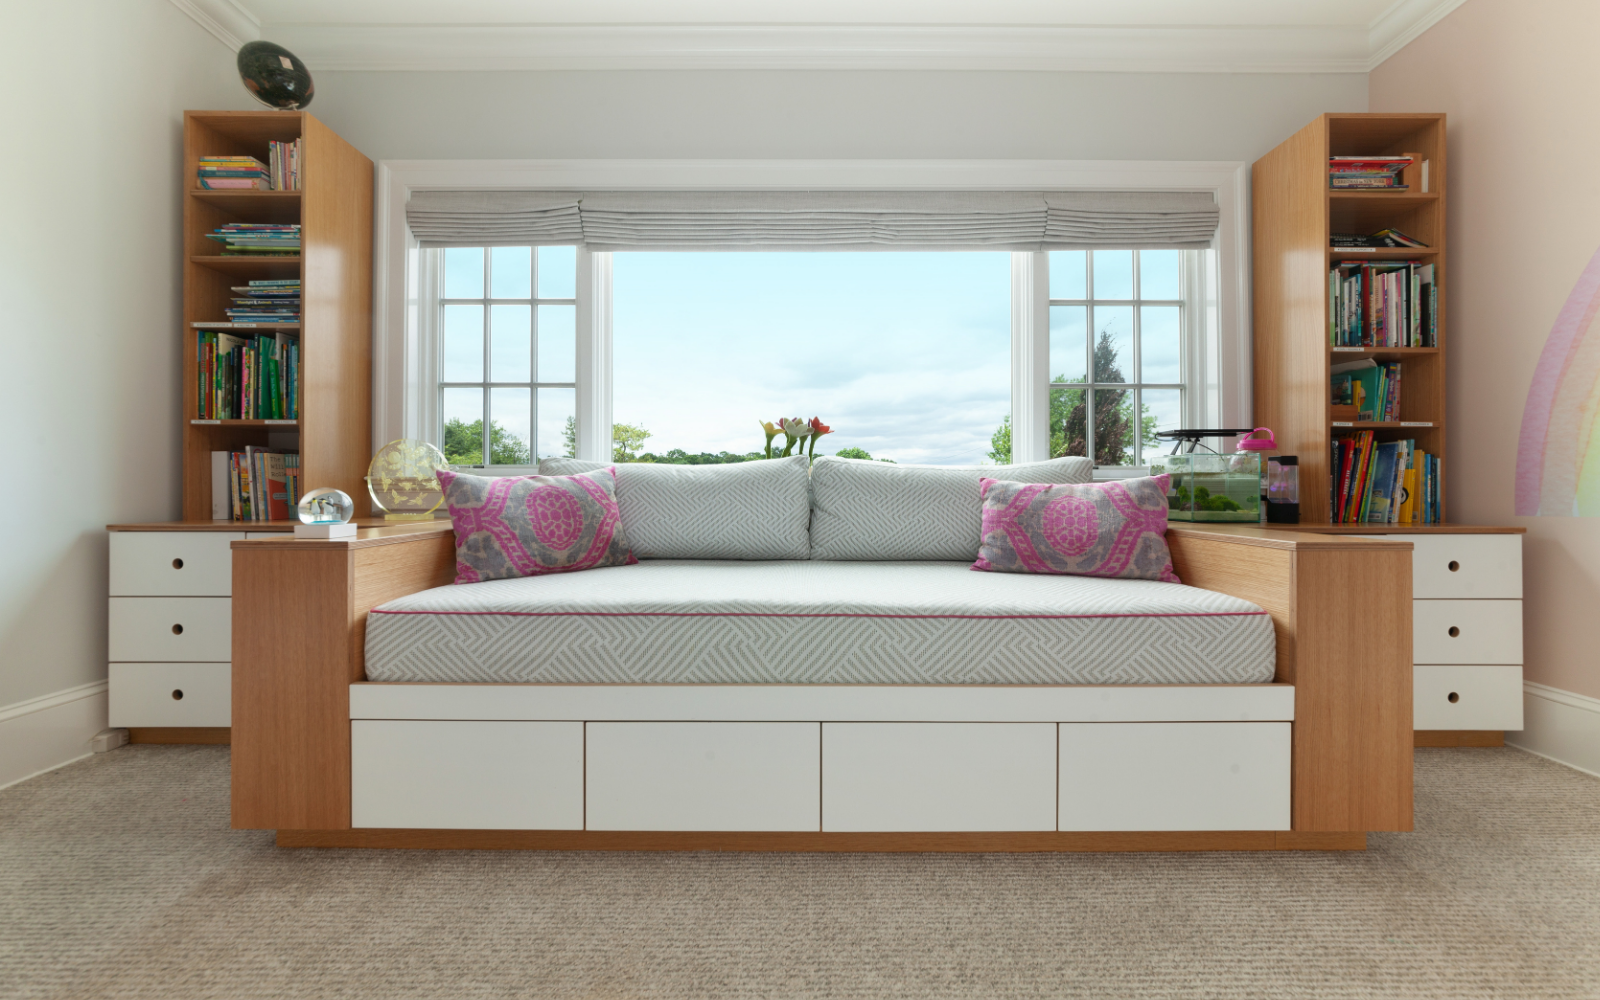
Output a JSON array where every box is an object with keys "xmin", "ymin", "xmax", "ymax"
[{"xmin": 1, "ymin": 745, "xmax": 1597, "ymax": 999}]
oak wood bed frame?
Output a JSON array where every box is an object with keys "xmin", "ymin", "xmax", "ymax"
[{"xmin": 230, "ymin": 522, "xmax": 1412, "ymax": 851}]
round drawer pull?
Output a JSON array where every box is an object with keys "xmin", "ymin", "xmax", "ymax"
[
  {"xmin": 1447, "ymin": 626, "xmax": 1460, "ymax": 637},
  {"xmin": 172, "ymin": 558, "xmax": 184, "ymax": 570},
  {"xmin": 1448, "ymin": 691, "xmax": 1460, "ymax": 703},
  {"xmin": 171, "ymin": 624, "xmax": 184, "ymax": 635},
  {"xmin": 172, "ymin": 689, "xmax": 185, "ymax": 701},
  {"xmin": 1447, "ymin": 560, "xmax": 1459, "ymax": 572}
]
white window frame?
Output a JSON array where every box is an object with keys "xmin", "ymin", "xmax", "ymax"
[{"xmin": 374, "ymin": 160, "xmax": 1250, "ymax": 466}]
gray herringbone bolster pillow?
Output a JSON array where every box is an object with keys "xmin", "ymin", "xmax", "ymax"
[
  {"xmin": 808, "ymin": 454, "xmax": 1094, "ymax": 561},
  {"xmin": 537, "ymin": 455, "xmax": 811, "ymax": 559}
]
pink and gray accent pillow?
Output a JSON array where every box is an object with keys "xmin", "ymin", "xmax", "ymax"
[
  {"xmin": 973, "ymin": 475, "xmax": 1181, "ymax": 583},
  {"xmin": 437, "ymin": 467, "xmax": 637, "ymax": 584}
]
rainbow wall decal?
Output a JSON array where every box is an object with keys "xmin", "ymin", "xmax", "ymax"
[{"xmin": 1516, "ymin": 244, "xmax": 1600, "ymax": 516}]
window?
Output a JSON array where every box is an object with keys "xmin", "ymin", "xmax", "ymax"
[
  {"xmin": 611, "ymin": 252, "xmax": 1011, "ymax": 465},
  {"xmin": 1048, "ymin": 249, "xmax": 1187, "ymax": 468},
  {"xmin": 437, "ymin": 245, "xmax": 578, "ymax": 467}
]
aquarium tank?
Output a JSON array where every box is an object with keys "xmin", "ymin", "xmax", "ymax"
[{"xmin": 1151, "ymin": 452, "xmax": 1262, "ymax": 522}]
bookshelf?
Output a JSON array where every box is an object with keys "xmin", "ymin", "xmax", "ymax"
[
  {"xmin": 1252, "ymin": 113, "xmax": 1447, "ymax": 527},
  {"xmin": 181, "ymin": 111, "xmax": 373, "ymax": 523}
]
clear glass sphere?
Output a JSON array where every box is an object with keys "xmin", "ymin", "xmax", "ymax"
[{"xmin": 297, "ymin": 488, "xmax": 355, "ymax": 525}]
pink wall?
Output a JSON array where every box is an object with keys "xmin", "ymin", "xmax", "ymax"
[{"xmin": 1370, "ymin": 0, "xmax": 1600, "ymax": 699}]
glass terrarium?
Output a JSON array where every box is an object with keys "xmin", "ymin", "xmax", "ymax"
[{"xmin": 1152, "ymin": 452, "xmax": 1262, "ymax": 522}]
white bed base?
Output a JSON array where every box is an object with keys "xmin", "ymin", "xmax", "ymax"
[{"xmin": 349, "ymin": 682, "xmax": 1295, "ymax": 835}]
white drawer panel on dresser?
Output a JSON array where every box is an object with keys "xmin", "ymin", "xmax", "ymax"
[
  {"xmin": 108, "ymin": 662, "xmax": 231, "ymax": 727},
  {"xmin": 1414, "ymin": 666, "xmax": 1525, "ymax": 731},
  {"xmin": 1413, "ymin": 600, "xmax": 1523, "ymax": 665},
  {"xmin": 1408, "ymin": 535, "xmax": 1522, "ymax": 599},
  {"xmin": 110, "ymin": 532, "xmax": 243, "ymax": 597},
  {"xmin": 823, "ymin": 723, "xmax": 1056, "ymax": 832},
  {"xmin": 108, "ymin": 597, "xmax": 232, "ymax": 662},
  {"xmin": 586, "ymin": 722, "xmax": 820, "ymax": 831}
]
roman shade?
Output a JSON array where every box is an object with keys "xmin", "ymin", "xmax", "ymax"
[{"xmin": 406, "ymin": 190, "xmax": 1218, "ymax": 250}]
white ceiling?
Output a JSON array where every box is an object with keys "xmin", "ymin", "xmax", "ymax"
[{"xmin": 176, "ymin": 0, "xmax": 1468, "ymax": 72}]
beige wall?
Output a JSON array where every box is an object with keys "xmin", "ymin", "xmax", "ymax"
[{"xmin": 1371, "ymin": 0, "xmax": 1600, "ymax": 699}]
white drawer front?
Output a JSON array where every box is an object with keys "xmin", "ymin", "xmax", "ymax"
[
  {"xmin": 822, "ymin": 723, "xmax": 1056, "ymax": 832},
  {"xmin": 1059, "ymin": 722, "xmax": 1290, "ymax": 831},
  {"xmin": 586, "ymin": 722, "xmax": 820, "ymax": 831},
  {"xmin": 1413, "ymin": 600, "xmax": 1523, "ymax": 664},
  {"xmin": 1414, "ymin": 665, "xmax": 1524, "ymax": 731},
  {"xmin": 352, "ymin": 720, "xmax": 584, "ymax": 830},
  {"xmin": 110, "ymin": 532, "xmax": 242, "ymax": 597},
  {"xmin": 108, "ymin": 662, "xmax": 231, "ymax": 727},
  {"xmin": 108, "ymin": 597, "xmax": 232, "ymax": 662},
  {"xmin": 1408, "ymin": 535, "xmax": 1522, "ymax": 599}
]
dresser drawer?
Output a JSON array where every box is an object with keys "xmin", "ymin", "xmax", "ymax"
[
  {"xmin": 1414, "ymin": 665, "xmax": 1524, "ymax": 731},
  {"xmin": 110, "ymin": 532, "xmax": 243, "ymax": 597},
  {"xmin": 1414, "ymin": 600, "xmax": 1522, "ymax": 664},
  {"xmin": 108, "ymin": 597, "xmax": 231, "ymax": 661},
  {"xmin": 108, "ymin": 662, "xmax": 231, "ymax": 727},
  {"xmin": 823, "ymin": 723, "xmax": 1056, "ymax": 832},
  {"xmin": 1407, "ymin": 535, "xmax": 1522, "ymax": 599}
]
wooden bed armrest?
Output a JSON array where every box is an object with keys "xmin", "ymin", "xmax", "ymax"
[
  {"xmin": 231, "ymin": 523, "xmax": 455, "ymax": 830},
  {"xmin": 1168, "ymin": 524, "xmax": 1413, "ymax": 833}
]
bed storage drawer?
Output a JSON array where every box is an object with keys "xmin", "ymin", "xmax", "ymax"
[
  {"xmin": 108, "ymin": 597, "xmax": 231, "ymax": 662},
  {"xmin": 108, "ymin": 662, "xmax": 230, "ymax": 727},
  {"xmin": 1414, "ymin": 665, "xmax": 1524, "ymax": 731},
  {"xmin": 822, "ymin": 723, "xmax": 1056, "ymax": 832},
  {"xmin": 1059, "ymin": 722, "xmax": 1290, "ymax": 831},
  {"xmin": 1413, "ymin": 600, "xmax": 1522, "ymax": 665},
  {"xmin": 351, "ymin": 720, "xmax": 584, "ymax": 830},
  {"xmin": 110, "ymin": 531, "xmax": 243, "ymax": 597},
  {"xmin": 586, "ymin": 722, "xmax": 820, "ymax": 831}
]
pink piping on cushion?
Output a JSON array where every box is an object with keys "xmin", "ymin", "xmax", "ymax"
[{"xmin": 369, "ymin": 609, "xmax": 1268, "ymax": 621}]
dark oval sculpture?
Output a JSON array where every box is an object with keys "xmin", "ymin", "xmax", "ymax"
[{"xmin": 237, "ymin": 41, "xmax": 314, "ymax": 110}]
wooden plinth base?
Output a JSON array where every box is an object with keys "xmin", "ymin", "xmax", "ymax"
[
  {"xmin": 128, "ymin": 727, "xmax": 231, "ymax": 745},
  {"xmin": 275, "ymin": 829, "xmax": 1367, "ymax": 853},
  {"xmin": 1415, "ymin": 730, "xmax": 1503, "ymax": 748}
]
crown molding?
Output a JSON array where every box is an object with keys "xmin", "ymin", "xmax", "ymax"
[
  {"xmin": 1367, "ymin": 0, "xmax": 1468, "ymax": 70},
  {"xmin": 168, "ymin": 0, "xmax": 260, "ymax": 52},
  {"xmin": 171, "ymin": 1, "xmax": 1461, "ymax": 74}
]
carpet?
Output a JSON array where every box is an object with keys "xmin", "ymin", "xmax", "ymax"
[{"xmin": 1, "ymin": 745, "xmax": 1597, "ymax": 999}]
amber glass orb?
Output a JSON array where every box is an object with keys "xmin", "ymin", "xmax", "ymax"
[{"xmin": 366, "ymin": 439, "xmax": 449, "ymax": 520}]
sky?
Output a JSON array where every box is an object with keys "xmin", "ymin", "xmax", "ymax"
[{"xmin": 612, "ymin": 251, "xmax": 1012, "ymax": 465}]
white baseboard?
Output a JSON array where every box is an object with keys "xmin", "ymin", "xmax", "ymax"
[
  {"xmin": 1507, "ymin": 682, "xmax": 1600, "ymax": 779},
  {"xmin": 0, "ymin": 681, "xmax": 109, "ymax": 791}
]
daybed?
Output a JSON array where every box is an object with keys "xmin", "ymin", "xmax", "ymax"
[{"xmin": 230, "ymin": 455, "xmax": 1413, "ymax": 851}]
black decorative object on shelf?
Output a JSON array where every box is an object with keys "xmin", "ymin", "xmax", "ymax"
[{"xmin": 237, "ymin": 41, "xmax": 314, "ymax": 110}]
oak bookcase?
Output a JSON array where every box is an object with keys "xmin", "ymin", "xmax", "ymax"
[{"xmin": 180, "ymin": 110, "xmax": 373, "ymax": 523}]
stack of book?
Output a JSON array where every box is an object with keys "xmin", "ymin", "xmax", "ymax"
[
  {"xmin": 226, "ymin": 279, "xmax": 301, "ymax": 323},
  {"xmin": 197, "ymin": 155, "xmax": 271, "ymax": 190},
  {"xmin": 267, "ymin": 138, "xmax": 302, "ymax": 191},
  {"xmin": 1329, "ymin": 228, "xmax": 1428, "ymax": 250},
  {"xmin": 1329, "ymin": 156, "xmax": 1413, "ymax": 190},
  {"xmin": 1332, "ymin": 432, "xmax": 1441, "ymax": 524},
  {"xmin": 1331, "ymin": 359, "xmax": 1401, "ymax": 421},
  {"xmin": 204, "ymin": 223, "xmax": 300, "ymax": 255},
  {"xmin": 1329, "ymin": 260, "xmax": 1438, "ymax": 347},
  {"xmin": 196, "ymin": 330, "xmax": 300, "ymax": 420},
  {"xmin": 211, "ymin": 447, "xmax": 302, "ymax": 521}
]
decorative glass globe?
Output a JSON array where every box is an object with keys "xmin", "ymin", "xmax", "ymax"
[
  {"xmin": 366, "ymin": 439, "xmax": 450, "ymax": 521},
  {"xmin": 237, "ymin": 41, "xmax": 315, "ymax": 110},
  {"xmin": 297, "ymin": 488, "xmax": 354, "ymax": 525}
]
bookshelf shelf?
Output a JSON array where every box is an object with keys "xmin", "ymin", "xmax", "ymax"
[
  {"xmin": 1254, "ymin": 112, "xmax": 1448, "ymax": 524},
  {"xmin": 182, "ymin": 110, "xmax": 372, "ymax": 522}
]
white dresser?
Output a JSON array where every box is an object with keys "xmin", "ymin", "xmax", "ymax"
[
  {"xmin": 1359, "ymin": 531, "xmax": 1524, "ymax": 734},
  {"xmin": 107, "ymin": 529, "xmax": 252, "ymax": 730}
]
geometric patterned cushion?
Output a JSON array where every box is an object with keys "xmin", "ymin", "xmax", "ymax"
[
  {"xmin": 436, "ymin": 467, "xmax": 636, "ymax": 584},
  {"xmin": 973, "ymin": 474, "xmax": 1180, "ymax": 583},
  {"xmin": 808, "ymin": 454, "xmax": 1094, "ymax": 561},
  {"xmin": 535, "ymin": 455, "xmax": 812, "ymax": 560}
]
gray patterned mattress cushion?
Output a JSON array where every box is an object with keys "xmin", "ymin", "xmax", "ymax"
[
  {"xmin": 365, "ymin": 560, "xmax": 1275, "ymax": 685},
  {"xmin": 808, "ymin": 455, "xmax": 1094, "ymax": 562}
]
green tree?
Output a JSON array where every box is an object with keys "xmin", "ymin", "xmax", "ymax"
[
  {"xmin": 612, "ymin": 422, "xmax": 652, "ymax": 462},
  {"xmin": 989, "ymin": 331, "xmax": 1158, "ymax": 466},
  {"xmin": 835, "ymin": 446, "xmax": 896, "ymax": 463},
  {"xmin": 443, "ymin": 418, "xmax": 530, "ymax": 466}
]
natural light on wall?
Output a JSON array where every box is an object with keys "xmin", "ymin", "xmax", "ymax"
[{"xmin": 611, "ymin": 252, "xmax": 1011, "ymax": 466}]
